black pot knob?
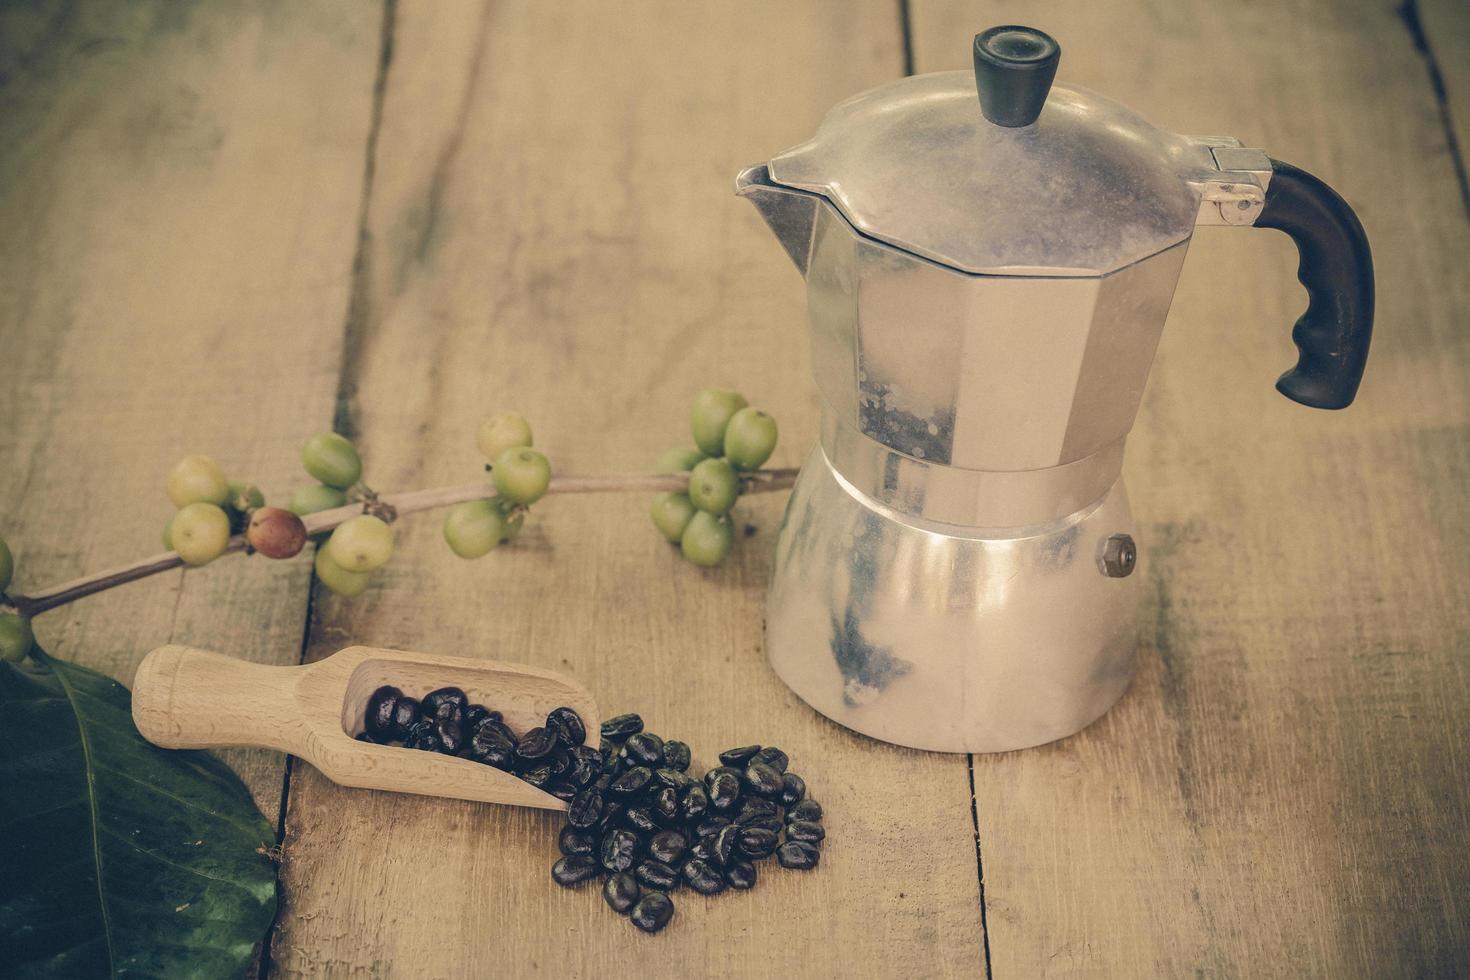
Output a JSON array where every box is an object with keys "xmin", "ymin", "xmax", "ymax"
[{"xmin": 973, "ymin": 26, "xmax": 1060, "ymax": 128}]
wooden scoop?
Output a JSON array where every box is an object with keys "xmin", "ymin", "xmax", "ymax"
[{"xmin": 131, "ymin": 644, "xmax": 600, "ymax": 811}]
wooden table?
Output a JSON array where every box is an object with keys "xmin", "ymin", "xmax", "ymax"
[{"xmin": 3, "ymin": 1, "xmax": 1467, "ymax": 976}]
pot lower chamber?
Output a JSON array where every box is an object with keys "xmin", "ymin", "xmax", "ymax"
[{"xmin": 766, "ymin": 433, "xmax": 1140, "ymax": 754}]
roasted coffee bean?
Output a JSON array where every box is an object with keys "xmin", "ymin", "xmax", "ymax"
[
  {"xmin": 559, "ymin": 825, "xmax": 596, "ymax": 857},
  {"xmin": 787, "ymin": 819, "xmax": 826, "ymax": 843},
  {"xmin": 780, "ymin": 772, "xmax": 806, "ymax": 806},
  {"xmin": 548, "ymin": 749, "xmax": 572, "ymax": 779},
  {"xmin": 547, "ymin": 781, "xmax": 579, "ymax": 802},
  {"xmin": 567, "ymin": 745, "xmax": 602, "ymax": 787},
  {"xmin": 604, "ymin": 872, "xmax": 640, "ymax": 915},
  {"xmin": 520, "ymin": 764, "xmax": 553, "ymax": 788},
  {"xmin": 405, "ymin": 718, "xmax": 442, "ymax": 752},
  {"xmin": 662, "ymin": 740, "xmax": 691, "ymax": 772},
  {"xmin": 568, "ymin": 788, "xmax": 604, "ymax": 829},
  {"xmin": 610, "ymin": 766, "xmax": 653, "ymax": 796},
  {"xmin": 694, "ymin": 815, "xmax": 731, "ymax": 838},
  {"xmin": 682, "ymin": 858, "xmax": 726, "ymax": 895},
  {"xmin": 515, "ymin": 727, "xmax": 557, "ymax": 768},
  {"xmin": 601, "ymin": 713, "xmax": 644, "ymax": 740},
  {"xmin": 469, "ymin": 728, "xmax": 515, "ymax": 769},
  {"xmin": 690, "ymin": 836, "xmax": 716, "ymax": 862},
  {"xmin": 622, "ymin": 732, "xmax": 665, "ymax": 767},
  {"xmin": 599, "ymin": 738, "xmax": 620, "ymax": 765},
  {"xmin": 546, "ymin": 706, "xmax": 587, "ymax": 746},
  {"xmin": 679, "ymin": 785, "xmax": 709, "ymax": 823},
  {"xmin": 711, "ymin": 824, "xmax": 740, "ymax": 866},
  {"xmin": 365, "ymin": 685, "xmax": 402, "ymax": 738},
  {"xmin": 652, "ymin": 786, "xmax": 679, "ymax": 823},
  {"xmin": 739, "ymin": 814, "xmax": 783, "ymax": 833},
  {"xmin": 594, "ymin": 773, "xmax": 614, "ymax": 793},
  {"xmin": 737, "ymin": 826, "xmax": 779, "ymax": 859},
  {"xmin": 630, "ymin": 891, "xmax": 674, "ymax": 933},
  {"xmin": 624, "ymin": 806, "xmax": 660, "ymax": 833},
  {"xmin": 754, "ymin": 746, "xmax": 788, "ymax": 774},
  {"xmin": 421, "ymin": 687, "xmax": 467, "ymax": 725},
  {"xmin": 634, "ymin": 859, "xmax": 679, "ymax": 891},
  {"xmin": 551, "ymin": 854, "xmax": 600, "ymax": 887},
  {"xmin": 436, "ymin": 717, "xmax": 465, "ymax": 754},
  {"xmin": 654, "ymin": 768, "xmax": 693, "ymax": 790},
  {"xmin": 648, "ymin": 830, "xmax": 688, "ymax": 865},
  {"xmin": 707, "ymin": 771, "xmax": 741, "ymax": 811},
  {"xmin": 718, "ymin": 745, "xmax": 761, "ymax": 766},
  {"xmin": 705, "ymin": 765, "xmax": 742, "ymax": 788},
  {"xmin": 725, "ymin": 859, "xmax": 757, "ymax": 890},
  {"xmin": 735, "ymin": 798, "xmax": 781, "ymax": 825},
  {"xmin": 777, "ymin": 839, "xmax": 821, "ymax": 870},
  {"xmin": 390, "ymin": 696, "xmax": 420, "ymax": 736},
  {"xmin": 744, "ymin": 761, "xmax": 783, "ymax": 797},
  {"xmin": 598, "ymin": 800, "xmax": 625, "ymax": 832},
  {"xmin": 787, "ymin": 799, "xmax": 823, "ymax": 823},
  {"xmin": 463, "ymin": 704, "xmax": 497, "ymax": 730},
  {"xmin": 478, "ymin": 718, "xmax": 518, "ymax": 746},
  {"xmin": 600, "ymin": 827, "xmax": 640, "ymax": 873}
]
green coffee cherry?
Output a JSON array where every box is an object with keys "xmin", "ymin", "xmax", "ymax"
[
  {"xmin": 301, "ymin": 432, "xmax": 362, "ymax": 490},
  {"xmin": 443, "ymin": 500, "xmax": 505, "ymax": 559},
  {"xmin": 680, "ymin": 512, "xmax": 733, "ymax": 567},
  {"xmin": 649, "ymin": 492, "xmax": 697, "ymax": 543},
  {"xmin": 655, "ymin": 447, "xmax": 706, "ymax": 474},
  {"xmin": 0, "ymin": 614, "xmax": 33, "ymax": 664},
  {"xmin": 723, "ymin": 407, "xmax": 778, "ymax": 471},
  {"xmin": 326, "ymin": 515, "xmax": 394, "ymax": 573},
  {"xmin": 166, "ymin": 455, "xmax": 230, "ymax": 508},
  {"xmin": 0, "ymin": 536, "xmax": 13, "ymax": 594},
  {"xmin": 314, "ymin": 546, "xmax": 372, "ymax": 598},
  {"xmin": 289, "ymin": 484, "xmax": 349, "ymax": 517},
  {"xmin": 690, "ymin": 389, "xmax": 748, "ymax": 457},
  {"xmin": 492, "ymin": 447, "xmax": 552, "ymax": 505},
  {"xmin": 171, "ymin": 502, "xmax": 232, "ymax": 566},
  {"xmin": 476, "ymin": 412, "xmax": 534, "ymax": 462},
  {"xmin": 688, "ymin": 457, "xmax": 738, "ymax": 516},
  {"xmin": 162, "ymin": 515, "xmax": 175, "ymax": 551},
  {"xmin": 227, "ymin": 479, "xmax": 266, "ymax": 512}
]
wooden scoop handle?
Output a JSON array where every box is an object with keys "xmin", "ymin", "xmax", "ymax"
[{"xmin": 132, "ymin": 644, "xmax": 310, "ymax": 754}]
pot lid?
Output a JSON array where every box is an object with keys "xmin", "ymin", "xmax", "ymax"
[{"xmin": 766, "ymin": 27, "xmax": 1210, "ymax": 277}]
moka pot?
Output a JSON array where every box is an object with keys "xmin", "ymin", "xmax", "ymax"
[{"xmin": 737, "ymin": 26, "xmax": 1374, "ymax": 752}]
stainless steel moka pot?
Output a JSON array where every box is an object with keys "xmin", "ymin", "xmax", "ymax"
[{"xmin": 737, "ymin": 27, "xmax": 1374, "ymax": 753}]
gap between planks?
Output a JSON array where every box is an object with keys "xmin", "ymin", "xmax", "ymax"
[{"xmin": 257, "ymin": 1, "xmax": 400, "ymax": 976}]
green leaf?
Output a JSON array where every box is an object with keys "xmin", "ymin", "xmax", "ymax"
[{"xmin": 0, "ymin": 649, "xmax": 278, "ymax": 978}]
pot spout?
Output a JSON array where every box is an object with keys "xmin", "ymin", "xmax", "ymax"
[{"xmin": 735, "ymin": 164, "xmax": 820, "ymax": 278}]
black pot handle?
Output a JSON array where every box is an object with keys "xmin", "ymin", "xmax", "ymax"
[{"xmin": 1256, "ymin": 159, "xmax": 1375, "ymax": 409}]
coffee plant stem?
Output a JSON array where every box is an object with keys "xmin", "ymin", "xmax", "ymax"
[{"xmin": 5, "ymin": 469, "xmax": 799, "ymax": 618}]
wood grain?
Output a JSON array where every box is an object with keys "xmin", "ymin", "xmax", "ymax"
[
  {"xmin": 0, "ymin": 1, "xmax": 380, "ymax": 813},
  {"xmin": 910, "ymin": 1, "xmax": 1470, "ymax": 975},
  {"xmin": 270, "ymin": 2, "xmax": 988, "ymax": 977}
]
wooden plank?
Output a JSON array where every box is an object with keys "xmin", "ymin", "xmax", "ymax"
[
  {"xmin": 270, "ymin": 2, "xmax": 991, "ymax": 976},
  {"xmin": 911, "ymin": 2, "xmax": 1470, "ymax": 976},
  {"xmin": 0, "ymin": 0, "xmax": 381, "ymax": 811}
]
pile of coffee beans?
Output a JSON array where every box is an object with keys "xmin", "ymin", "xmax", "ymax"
[
  {"xmin": 553, "ymin": 711, "xmax": 824, "ymax": 933},
  {"xmin": 357, "ymin": 685, "xmax": 599, "ymax": 801},
  {"xmin": 358, "ymin": 694, "xmax": 826, "ymax": 934}
]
